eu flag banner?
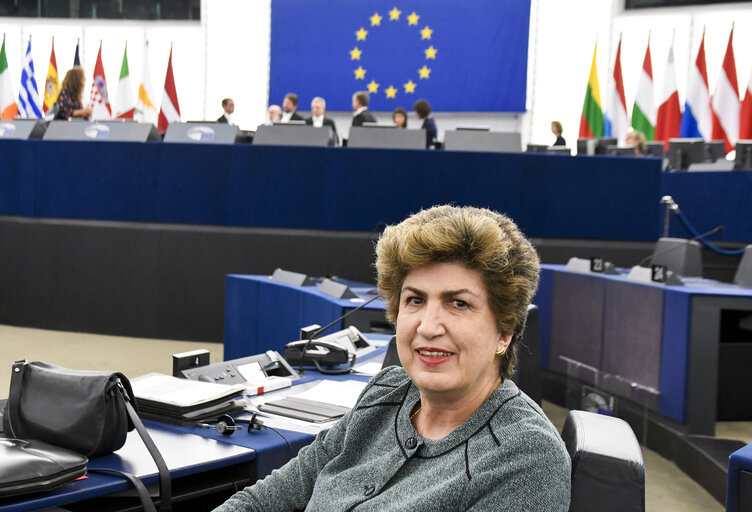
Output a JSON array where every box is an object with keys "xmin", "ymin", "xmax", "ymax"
[{"xmin": 270, "ymin": 0, "xmax": 530, "ymax": 112}]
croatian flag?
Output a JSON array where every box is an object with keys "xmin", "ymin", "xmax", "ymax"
[
  {"xmin": 710, "ymin": 27, "xmax": 739, "ymax": 154},
  {"xmin": 603, "ymin": 35, "xmax": 628, "ymax": 144},
  {"xmin": 680, "ymin": 30, "xmax": 711, "ymax": 139}
]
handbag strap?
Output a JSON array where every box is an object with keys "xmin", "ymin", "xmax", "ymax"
[
  {"xmin": 87, "ymin": 467, "xmax": 157, "ymax": 512},
  {"xmin": 6, "ymin": 360, "xmax": 27, "ymax": 438},
  {"xmin": 117, "ymin": 382, "xmax": 172, "ymax": 512}
]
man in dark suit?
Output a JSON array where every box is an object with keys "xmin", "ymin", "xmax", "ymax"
[
  {"xmin": 281, "ymin": 93, "xmax": 304, "ymax": 123},
  {"xmin": 351, "ymin": 91, "xmax": 376, "ymax": 127},
  {"xmin": 216, "ymin": 98, "xmax": 235, "ymax": 124},
  {"xmin": 305, "ymin": 96, "xmax": 339, "ymax": 145}
]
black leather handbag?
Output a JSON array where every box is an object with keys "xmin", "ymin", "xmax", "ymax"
[
  {"xmin": 3, "ymin": 360, "xmax": 172, "ymax": 511},
  {"xmin": 0, "ymin": 437, "xmax": 87, "ymax": 498}
]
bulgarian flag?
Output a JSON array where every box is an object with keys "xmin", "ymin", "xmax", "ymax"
[
  {"xmin": 113, "ymin": 45, "xmax": 135, "ymax": 119},
  {"xmin": 655, "ymin": 40, "xmax": 682, "ymax": 150},
  {"xmin": 0, "ymin": 35, "xmax": 19, "ymax": 120},
  {"xmin": 711, "ymin": 27, "xmax": 740, "ymax": 155},
  {"xmin": 43, "ymin": 38, "xmax": 60, "ymax": 113},
  {"xmin": 158, "ymin": 46, "xmax": 180, "ymax": 133},
  {"xmin": 632, "ymin": 37, "xmax": 656, "ymax": 141},
  {"xmin": 579, "ymin": 42, "xmax": 604, "ymax": 138}
]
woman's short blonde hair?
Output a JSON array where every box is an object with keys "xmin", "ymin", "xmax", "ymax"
[{"xmin": 375, "ymin": 205, "xmax": 540, "ymax": 379}]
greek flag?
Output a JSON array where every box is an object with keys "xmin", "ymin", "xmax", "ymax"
[{"xmin": 18, "ymin": 38, "xmax": 42, "ymax": 118}]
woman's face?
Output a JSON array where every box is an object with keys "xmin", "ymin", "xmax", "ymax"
[
  {"xmin": 393, "ymin": 112, "xmax": 406, "ymax": 127},
  {"xmin": 396, "ymin": 262, "xmax": 511, "ymax": 403}
]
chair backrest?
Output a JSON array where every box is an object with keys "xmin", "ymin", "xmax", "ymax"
[
  {"xmin": 562, "ymin": 410, "xmax": 645, "ymax": 512},
  {"xmin": 651, "ymin": 237, "xmax": 703, "ymax": 278},
  {"xmin": 733, "ymin": 245, "xmax": 752, "ymax": 288},
  {"xmin": 727, "ymin": 443, "xmax": 752, "ymax": 512}
]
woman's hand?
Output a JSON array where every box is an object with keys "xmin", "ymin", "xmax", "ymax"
[{"xmin": 74, "ymin": 106, "xmax": 93, "ymax": 120}]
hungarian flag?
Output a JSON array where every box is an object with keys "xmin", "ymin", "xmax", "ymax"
[
  {"xmin": 43, "ymin": 39, "xmax": 60, "ymax": 113},
  {"xmin": 740, "ymin": 65, "xmax": 752, "ymax": 140},
  {"xmin": 680, "ymin": 28, "xmax": 711, "ymax": 139},
  {"xmin": 113, "ymin": 45, "xmax": 135, "ymax": 119},
  {"xmin": 158, "ymin": 47, "xmax": 180, "ymax": 132},
  {"xmin": 603, "ymin": 35, "xmax": 628, "ymax": 143},
  {"xmin": 135, "ymin": 42, "xmax": 159, "ymax": 125},
  {"xmin": 0, "ymin": 36, "xmax": 18, "ymax": 120},
  {"xmin": 88, "ymin": 43, "xmax": 112, "ymax": 119},
  {"xmin": 711, "ymin": 27, "xmax": 740, "ymax": 154},
  {"xmin": 579, "ymin": 42, "xmax": 603, "ymax": 138},
  {"xmin": 655, "ymin": 41, "xmax": 681, "ymax": 150},
  {"xmin": 632, "ymin": 38, "xmax": 656, "ymax": 141}
]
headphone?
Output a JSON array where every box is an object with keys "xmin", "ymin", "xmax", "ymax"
[{"xmin": 196, "ymin": 413, "xmax": 263, "ymax": 436}]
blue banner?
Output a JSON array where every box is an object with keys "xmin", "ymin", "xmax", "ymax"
[{"xmin": 270, "ymin": 0, "xmax": 530, "ymax": 112}]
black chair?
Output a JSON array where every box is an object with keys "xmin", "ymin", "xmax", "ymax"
[
  {"xmin": 650, "ymin": 237, "xmax": 703, "ymax": 278},
  {"xmin": 733, "ymin": 245, "xmax": 752, "ymax": 288},
  {"xmin": 562, "ymin": 410, "xmax": 645, "ymax": 512}
]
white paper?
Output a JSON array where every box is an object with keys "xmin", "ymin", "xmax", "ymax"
[
  {"xmin": 291, "ymin": 379, "xmax": 368, "ymax": 408},
  {"xmin": 131, "ymin": 372, "xmax": 246, "ymax": 407},
  {"xmin": 352, "ymin": 361, "xmax": 383, "ymax": 376}
]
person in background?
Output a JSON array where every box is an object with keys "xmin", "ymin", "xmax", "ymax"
[
  {"xmin": 625, "ymin": 130, "xmax": 646, "ymax": 156},
  {"xmin": 213, "ymin": 205, "xmax": 571, "ymax": 512},
  {"xmin": 413, "ymin": 99, "xmax": 437, "ymax": 148},
  {"xmin": 54, "ymin": 67, "xmax": 92, "ymax": 120},
  {"xmin": 392, "ymin": 107, "xmax": 408, "ymax": 128},
  {"xmin": 216, "ymin": 98, "xmax": 235, "ymax": 124},
  {"xmin": 305, "ymin": 96, "xmax": 338, "ymax": 145},
  {"xmin": 351, "ymin": 91, "xmax": 376, "ymax": 127},
  {"xmin": 551, "ymin": 121, "xmax": 565, "ymax": 146},
  {"xmin": 267, "ymin": 105, "xmax": 282, "ymax": 125},
  {"xmin": 281, "ymin": 93, "xmax": 304, "ymax": 123}
]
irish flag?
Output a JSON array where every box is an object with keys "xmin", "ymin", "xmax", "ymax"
[
  {"xmin": 579, "ymin": 42, "xmax": 603, "ymax": 138},
  {"xmin": 655, "ymin": 41, "xmax": 681, "ymax": 150},
  {"xmin": 632, "ymin": 38, "xmax": 656, "ymax": 141},
  {"xmin": 0, "ymin": 36, "xmax": 19, "ymax": 120},
  {"xmin": 43, "ymin": 39, "xmax": 60, "ymax": 113},
  {"xmin": 158, "ymin": 46, "xmax": 180, "ymax": 133},
  {"xmin": 113, "ymin": 45, "xmax": 135, "ymax": 119},
  {"xmin": 711, "ymin": 27, "xmax": 740, "ymax": 155}
]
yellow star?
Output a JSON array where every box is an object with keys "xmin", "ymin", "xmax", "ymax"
[
  {"xmin": 407, "ymin": 11, "xmax": 419, "ymax": 26},
  {"xmin": 418, "ymin": 65, "xmax": 431, "ymax": 79},
  {"xmin": 424, "ymin": 45, "xmax": 437, "ymax": 59},
  {"xmin": 404, "ymin": 80, "xmax": 417, "ymax": 93},
  {"xmin": 385, "ymin": 85, "xmax": 397, "ymax": 99},
  {"xmin": 370, "ymin": 12, "xmax": 382, "ymax": 26},
  {"xmin": 354, "ymin": 66, "xmax": 366, "ymax": 79},
  {"xmin": 350, "ymin": 47, "xmax": 363, "ymax": 61},
  {"xmin": 388, "ymin": 7, "xmax": 401, "ymax": 20},
  {"xmin": 420, "ymin": 26, "xmax": 433, "ymax": 40},
  {"xmin": 356, "ymin": 27, "xmax": 368, "ymax": 41},
  {"xmin": 367, "ymin": 80, "xmax": 380, "ymax": 93}
]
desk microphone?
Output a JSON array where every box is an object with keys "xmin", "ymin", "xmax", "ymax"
[
  {"xmin": 636, "ymin": 225, "xmax": 724, "ymax": 268},
  {"xmin": 298, "ymin": 292, "xmax": 381, "ymax": 374}
]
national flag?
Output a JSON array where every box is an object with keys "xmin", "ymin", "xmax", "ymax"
[
  {"xmin": 269, "ymin": 1, "xmax": 531, "ymax": 111},
  {"xmin": 740, "ymin": 65, "xmax": 752, "ymax": 140},
  {"xmin": 603, "ymin": 35, "xmax": 628, "ymax": 143},
  {"xmin": 632, "ymin": 37, "xmax": 656, "ymax": 141},
  {"xmin": 113, "ymin": 45, "xmax": 135, "ymax": 119},
  {"xmin": 43, "ymin": 39, "xmax": 60, "ymax": 113},
  {"xmin": 158, "ymin": 47, "xmax": 180, "ymax": 132},
  {"xmin": 73, "ymin": 40, "xmax": 80, "ymax": 66},
  {"xmin": 88, "ymin": 43, "xmax": 112, "ymax": 120},
  {"xmin": 680, "ymin": 29, "xmax": 711, "ymax": 139},
  {"xmin": 17, "ymin": 37, "xmax": 43, "ymax": 118},
  {"xmin": 135, "ymin": 42, "xmax": 159, "ymax": 125},
  {"xmin": 0, "ymin": 36, "xmax": 19, "ymax": 120},
  {"xmin": 710, "ymin": 27, "xmax": 740, "ymax": 154},
  {"xmin": 655, "ymin": 40, "xmax": 682, "ymax": 150},
  {"xmin": 579, "ymin": 42, "xmax": 603, "ymax": 138}
]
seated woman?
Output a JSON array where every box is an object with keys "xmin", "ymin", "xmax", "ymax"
[
  {"xmin": 413, "ymin": 99, "xmax": 437, "ymax": 148},
  {"xmin": 214, "ymin": 205, "xmax": 571, "ymax": 511},
  {"xmin": 392, "ymin": 107, "xmax": 408, "ymax": 128},
  {"xmin": 54, "ymin": 67, "xmax": 92, "ymax": 120},
  {"xmin": 625, "ymin": 130, "xmax": 646, "ymax": 155}
]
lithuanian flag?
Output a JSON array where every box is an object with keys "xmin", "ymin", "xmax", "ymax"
[{"xmin": 579, "ymin": 43, "xmax": 604, "ymax": 138}]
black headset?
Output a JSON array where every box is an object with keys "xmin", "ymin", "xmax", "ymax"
[{"xmin": 195, "ymin": 413, "xmax": 263, "ymax": 436}]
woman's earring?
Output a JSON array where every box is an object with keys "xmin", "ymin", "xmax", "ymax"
[{"xmin": 495, "ymin": 347, "xmax": 506, "ymax": 356}]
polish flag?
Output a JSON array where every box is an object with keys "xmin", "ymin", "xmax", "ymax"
[
  {"xmin": 739, "ymin": 61, "xmax": 752, "ymax": 140},
  {"xmin": 711, "ymin": 27, "xmax": 740, "ymax": 154},
  {"xmin": 158, "ymin": 46, "xmax": 180, "ymax": 133},
  {"xmin": 655, "ymin": 41, "xmax": 681, "ymax": 150},
  {"xmin": 680, "ymin": 30, "xmax": 711, "ymax": 140}
]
